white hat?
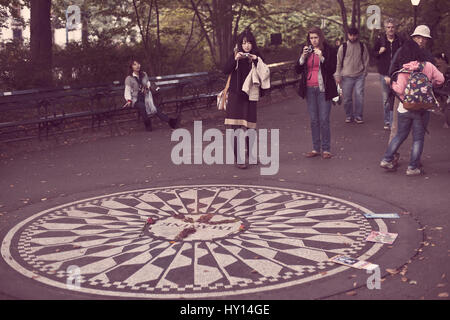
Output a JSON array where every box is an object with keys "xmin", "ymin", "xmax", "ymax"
[{"xmin": 411, "ymin": 25, "xmax": 431, "ymax": 38}]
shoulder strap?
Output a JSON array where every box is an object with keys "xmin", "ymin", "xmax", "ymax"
[
  {"xmin": 360, "ymin": 42, "xmax": 365, "ymax": 72},
  {"xmin": 341, "ymin": 42, "xmax": 347, "ymax": 68},
  {"xmin": 360, "ymin": 42, "xmax": 364, "ymax": 61}
]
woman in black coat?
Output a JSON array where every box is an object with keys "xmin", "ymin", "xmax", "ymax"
[
  {"xmin": 295, "ymin": 27, "xmax": 338, "ymax": 159},
  {"xmin": 223, "ymin": 29, "xmax": 263, "ymax": 168}
]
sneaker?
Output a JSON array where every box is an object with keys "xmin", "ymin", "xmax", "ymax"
[
  {"xmin": 380, "ymin": 160, "xmax": 395, "ymax": 170},
  {"xmin": 322, "ymin": 151, "xmax": 332, "ymax": 159},
  {"xmin": 355, "ymin": 117, "xmax": 364, "ymax": 124},
  {"xmin": 345, "ymin": 117, "xmax": 353, "ymax": 123},
  {"xmin": 383, "ymin": 123, "xmax": 390, "ymax": 130},
  {"xmin": 406, "ymin": 167, "xmax": 423, "ymax": 176},
  {"xmin": 305, "ymin": 150, "xmax": 320, "ymax": 158}
]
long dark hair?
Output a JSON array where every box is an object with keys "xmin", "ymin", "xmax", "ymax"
[
  {"xmin": 236, "ymin": 29, "xmax": 262, "ymax": 59},
  {"xmin": 128, "ymin": 59, "xmax": 144, "ymax": 78},
  {"xmin": 395, "ymin": 39, "xmax": 428, "ymax": 66}
]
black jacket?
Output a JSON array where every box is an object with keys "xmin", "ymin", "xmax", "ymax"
[
  {"xmin": 223, "ymin": 53, "xmax": 261, "ymax": 97},
  {"xmin": 294, "ymin": 42, "xmax": 338, "ymax": 101},
  {"xmin": 373, "ymin": 34, "xmax": 403, "ymax": 75}
]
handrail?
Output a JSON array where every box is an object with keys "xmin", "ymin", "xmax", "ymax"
[{"xmin": 0, "ymin": 61, "xmax": 297, "ymax": 98}]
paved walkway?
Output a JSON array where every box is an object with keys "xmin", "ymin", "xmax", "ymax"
[{"xmin": 0, "ymin": 74, "xmax": 449, "ymax": 300}]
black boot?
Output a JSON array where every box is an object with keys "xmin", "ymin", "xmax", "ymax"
[
  {"xmin": 233, "ymin": 135, "xmax": 247, "ymax": 169},
  {"xmin": 144, "ymin": 119, "xmax": 152, "ymax": 131},
  {"xmin": 169, "ymin": 117, "xmax": 180, "ymax": 129}
]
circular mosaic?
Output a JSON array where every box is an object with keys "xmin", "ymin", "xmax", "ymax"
[{"xmin": 1, "ymin": 185, "xmax": 387, "ymax": 298}]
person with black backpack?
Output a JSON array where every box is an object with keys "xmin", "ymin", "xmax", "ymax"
[
  {"xmin": 334, "ymin": 27, "xmax": 370, "ymax": 124},
  {"xmin": 380, "ymin": 26, "xmax": 444, "ymax": 176}
]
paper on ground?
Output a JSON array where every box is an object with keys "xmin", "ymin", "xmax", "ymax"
[
  {"xmin": 365, "ymin": 231, "xmax": 398, "ymax": 244},
  {"xmin": 329, "ymin": 255, "xmax": 378, "ymax": 270},
  {"xmin": 363, "ymin": 213, "xmax": 400, "ymax": 219}
]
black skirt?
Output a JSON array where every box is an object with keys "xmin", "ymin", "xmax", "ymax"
[{"xmin": 224, "ymin": 92, "xmax": 257, "ymax": 129}]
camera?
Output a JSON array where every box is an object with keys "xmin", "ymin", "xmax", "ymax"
[
  {"xmin": 306, "ymin": 45, "xmax": 314, "ymax": 54},
  {"xmin": 242, "ymin": 53, "xmax": 250, "ymax": 57}
]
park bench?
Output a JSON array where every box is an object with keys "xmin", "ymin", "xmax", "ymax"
[{"xmin": 0, "ymin": 61, "xmax": 300, "ymax": 142}]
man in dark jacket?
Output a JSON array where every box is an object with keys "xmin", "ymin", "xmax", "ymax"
[{"xmin": 373, "ymin": 18, "xmax": 403, "ymax": 130}]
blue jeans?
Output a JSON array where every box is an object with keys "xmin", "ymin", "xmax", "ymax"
[
  {"xmin": 382, "ymin": 111, "xmax": 430, "ymax": 169},
  {"xmin": 379, "ymin": 74, "xmax": 393, "ymax": 126},
  {"xmin": 342, "ymin": 74, "xmax": 365, "ymax": 120},
  {"xmin": 306, "ymin": 87, "xmax": 331, "ymax": 152}
]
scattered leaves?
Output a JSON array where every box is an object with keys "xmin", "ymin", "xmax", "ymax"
[
  {"xmin": 437, "ymin": 292, "xmax": 449, "ymax": 298},
  {"xmin": 386, "ymin": 268, "xmax": 399, "ymax": 275}
]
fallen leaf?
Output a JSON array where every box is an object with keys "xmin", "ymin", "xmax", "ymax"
[
  {"xmin": 437, "ymin": 283, "xmax": 446, "ymax": 288},
  {"xmin": 401, "ymin": 277, "xmax": 408, "ymax": 282},
  {"xmin": 320, "ymin": 271, "xmax": 327, "ymax": 276},
  {"xmin": 353, "ymin": 282, "xmax": 357, "ymax": 288},
  {"xmin": 41, "ymin": 198, "xmax": 47, "ymax": 201},
  {"xmin": 438, "ymin": 292, "xmax": 449, "ymax": 298},
  {"xmin": 346, "ymin": 291, "xmax": 357, "ymax": 296},
  {"xmin": 409, "ymin": 280, "xmax": 418, "ymax": 285},
  {"xmin": 386, "ymin": 268, "xmax": 399, "ymax": 275}
]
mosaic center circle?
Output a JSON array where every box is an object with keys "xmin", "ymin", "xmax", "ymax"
[
  {"xmin": 150, "ymin": 214, "xmax": 244, "ymax": 241},
  {"xmin": 1, "ymin": 185, "xmax": 387, "ymax": 298}
]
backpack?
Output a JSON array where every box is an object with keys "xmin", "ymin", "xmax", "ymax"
[{"xmin": 399, "ymin": 63, "xmax": 438, "ymax": 111}]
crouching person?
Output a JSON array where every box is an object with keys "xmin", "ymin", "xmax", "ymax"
[{"xmin": 124, "ymin": 60, "xmax": 179, "ymax": 131}]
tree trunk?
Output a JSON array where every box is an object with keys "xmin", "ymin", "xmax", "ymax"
[
  {"xmin": 213, "ymin": 0, "xmax": 233, "ymax": 68},
  {"xmin": 155, "ymin": 0, "xmax": 162, "ymax": 74},
  {"xmin": 351, "ymin": 0, "xmax": 356, "ymax": 28},
  {"xmin": 30, "ymin": 0, "xmax": 52, "ymax": 86},
  {"xmin": 336, "ymin": 0, "xmax": 349, "ymax": 37},
  {"xmin": 81, "ymin": 2, "xmax": 89, "ymax": 46}
]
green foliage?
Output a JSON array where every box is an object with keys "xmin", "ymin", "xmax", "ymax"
[{"xmin": 0, "ymin": 0, "xmax": 448, "ymax": 91}]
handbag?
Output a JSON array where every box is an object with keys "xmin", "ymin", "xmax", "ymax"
[{"xmin": 217, "ymin": 73, "xmax": 232, "ymax": 110}]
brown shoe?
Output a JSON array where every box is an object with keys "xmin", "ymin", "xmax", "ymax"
[
  {"xmin": 305, "ymin": 150, "xmax": 320, "ymax": 158},
  {"xmin": 322, "ymin": 152, "xmax": 332, "ymax": 159}
]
